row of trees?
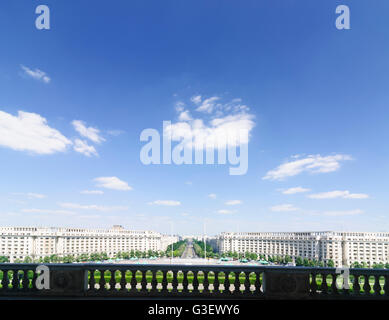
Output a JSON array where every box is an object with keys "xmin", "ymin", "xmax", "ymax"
[
  {"xmin": 165, "ymin": 240, "xmax": 187, "ymax": 258},
  {"xmin": 193, "ymin": 240, "xmax": 215, "ymax": 258},
  {"xmin": 351, "ymin": 261, "xmax": 389, "ymax": 269},
  {"xmin": 12, "ymin": 249, "xmax": 166, "ymax": 264},
  {"xmin": 215, "ymin": 251, "xmax": 336, "ymax": 267}
]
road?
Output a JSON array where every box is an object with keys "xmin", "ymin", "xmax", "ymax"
[{"xmin": 181, "ymin": 240, "xmax": 198, "ymax": 259}]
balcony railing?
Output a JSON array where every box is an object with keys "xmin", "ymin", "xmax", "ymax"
[{"xmin": 0, "ymin": 263, "xmax": 389, "ymax": 299}]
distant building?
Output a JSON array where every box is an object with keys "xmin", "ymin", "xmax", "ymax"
[
  {"xmin": 0, "ymin": 226, "xmax": 177, "ymax": 262},
  {"xmin": 217, "ymin": 231, "xmax": 389, "ymax": 267}
]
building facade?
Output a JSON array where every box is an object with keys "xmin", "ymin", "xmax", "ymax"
[
  {"xmin": 217, "ymin": 231, "xmax": 389, "ymax": 267},
  {"xmin": 0, "ymin": 225, "xmax": 177, "ymax": 262}
]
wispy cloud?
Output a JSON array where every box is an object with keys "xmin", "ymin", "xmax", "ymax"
[
  {"xmin": 195, "ymin": 96, "xmax": 220, "ymax": 113},
  {"xmin": 323, "ymin": 209, "xmax": 364, "ymax": 216},
  {"xmin": 208, "ymin": 193, "xmax": 217, "ymax": 199},
  {"xmin": 263, "ymin": 154, "xmax": 352, "ymax": 181},
  {"xmin": 107, "ymin": 130, "xmax": 125, "ymax": 137},
  {"xmin": 20, "ymin": 65, "xmax": 51, "ymax": 83},
  {"xmin": 225, "ymin": 200, "xmax": 242, "ymax": 205},
  {"xmin": 281, "ymin": 187, "xmax": 310, "ymax": 194},
  {"xmin": 21, "ymin": 209, "xmax": 75, "ymax": 215},
  {"xmin": 80, "ymin": 190, "xmax": 104, "ymax": 195},
  {"xmin": 0, "ymin": 110, "xmax": 72, "ymax": 154},
  {"xmin": 270, "ymin": 204, "xmax": 299, "ymax": 212},
  {"xmin": 218, "ymin": 209, "xmax": 235, "ymax": 215},
  {"xmin": 308, "ymin": 190, "xmax": 369, "ymax": 199},
  {"xmin": 72, "ymin": 120, "xmax": 105, "ymax": 144},
  {"xmin": 59, "ymin": 202, "xmax": 128, "ymax": 211},
  {"xmin": 12, "ymin": 192, "xmax": 47, "ymax": 199},
  {"xmin": 148, "ymin": 200, "xmax": 181, "ymax": 206},
  {"xmin": 73, "ymin": 139, "xmax": 98, "ymax": 157},
  {"xmin": 94, "ymin": 177, "xmax": 132, "ymax": 191}
]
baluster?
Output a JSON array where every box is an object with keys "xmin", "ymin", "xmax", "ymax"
[
  {"xmin": 1, "ymin": 270, "xmax": 9, "ymax": 290},
  {"xmin": 109, "ymin": 269, "xmax": 116, "ymax": 291},
  {"xmin": 89, "ymin": 270, "xmax": 96, "ymax": 291},
  {"xmin": 219, "ymin": 272, "xmax": 226, "ymax": 294},
  {"xmin": 310, "ymin": 273, "xmax": 317, "ymax": 295},
  {"xmin": 363, "ymin": 275, "xmax": 371, "ymax": 295},
  {"xmin": 140, "ymin": 270, "xmax": 147, "ymax": 293},
  {"xmin": 12, "ymin": 270, "xmax": 19, "ymax": 290},
  {"xmin": 98, "ymin": 269, "xmax": 106, "ymax": 291},
  {"xmin": 171, "ymin": 270, "xmax": 179, "ymax": 294},
  {"xmin": 120, "ymin": 270, "xmax": 127, "ymax": 291},
  {"xmin": 31, "ymin": 269, "xmax": 38, "ymax": 291},
  {"xmin": 331, "ymin": 274, "xmax": 338, "ymax": 295},
  {"xmin": 213, "ymin": 271, "xmax": 220, "ymax": 294},
  {"xmin": 182, "ymin": 271, "xmax": 189, "ymax": 294},
  {"xmin": 22, "ymin": 270, "xmax": 30, "ymax": 291},
  {"xmin": 161, "ymin": 270, "xmax": 168, "ymax": 294},
  {"xmin": 149, "ymin": 270, "xmax": 158, "ymax": 294},
  {"xmin": 203, "ymin": 271, "xmax": 210, "ymax": 294},
  {"xmin": 192, "ymin": 271, "xmax": 200, "ymax": 295},
  {"xmin": 321, "ymin": 273, "xmax": 328, "ymax": 295},
  {"xmin": 254, "ymin": 272, "xmax": 262, "ymax": 296},
  {"xmin": 352, "ymin": 274, "xmax": 360, "ymax": 295},
  {"xmin": 373, "ymin": 275, "xmax": 381, "ymax": 296},
  {"xmin": 233, "ymin": 272, "xmax": 241, "ymax": 295},
  {"xmin": 243, "ymin": 272, "xmax": 251, "ymax": 295},
  {"xmin": 130, "ymin": 270, "xmax": 138, "ymax": 293},
  {"xmin": 384, "ymin": 275, "xmax": 389, "ymax": 297}
]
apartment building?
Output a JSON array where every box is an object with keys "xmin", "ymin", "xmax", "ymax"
[
  {"xmin": 0, "ymin": 225, "xmax": 177, "ymax": 262},
  {"xmin": 217, "ymin": 231, "xmax": 389, "ymax": 267}
]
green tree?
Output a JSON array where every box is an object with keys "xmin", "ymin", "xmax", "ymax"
[
  {"xmin": 0, "ymin": 256, "xmax": 9, "ymax": 263},
  {"xmin": 63, "ymin": 255, "xmax": 74, "ymax": 264},
  {"xmin": 23, "ymin": 256, "xmax": 33, "ymax": 263},
  {"xmin": 295, "ymin": 256, "xmax": 303, "ymax": 266},
  {"xmin": 326, "ymin": 259, "xmax": 335, "ymax": 267}
]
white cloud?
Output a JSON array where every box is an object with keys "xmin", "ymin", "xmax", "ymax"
[
  {"xmin": 27, "ymin": 193, "xmax": 46, "ymax": 199},
  {"xmin": 72, "ymin": 120, "xmax": 105, "ymax": 144},
  {"xmin": 0, "ymin": 110, "xmax": 72, "ymax": 154},
  {"xmin": 12, "ymin": 192, "xmax": 47, "ymax": 199},
  {"xmin": 20, "ymin": 65, "xmax": 51, "ymax": 83},
  {"xmin": 148, "ymin": 200, "xmax": 181, "ymax": 206},
  {"xmin": 282, "ymin": 187, "xmax": 310, "ymax": 194},
  {"xmin": 178, "ymin": 110, "xmax": 192, "ymax": 121},
  {"xmin": 195, "ymin": 96, "xmax": 220, "ymax": 113},
  {"xmin": 94, "ymin": 177, "xmax": 132, "ymax": 191},
  {"xmin": 166, "ymin": 97, "xmax": 255, "ymax": 150},
  {"xmin": 323, "ymin": 209, "xmax": 364, "ymax": 216},
  {"xmin": 175, "ymin": 101, "xmax": 185, "ymax": 112},
  {"xmin": 73, "ymin": 139, "xmax": 98, "ymax": 157},
  {"xmin": 263, "ymin": 154, "xmax": 352, "ymax": 181},
  {"xmin": 191, "ymin": 95, "xmax": 202, "ymax": 105},
  {"xmin": 270, "ymin": 204, "xmax": 299, "ymax": 212},
  {"xmin": 225, "ymin": 200, "xmax": 242, "ymax": 205},
  {"xmin": 107, "ymin": 130, "xmax": 125, "ymax": 136},
  {"xmin": 80, "ymin": 190, "xmax": 104, "ymax": 195},
  {"xmin": 208, "ymin": 193, "xmax": 217, "ymax": 199},
  {"xmin": 308, "ymin": 190, "xmax": 369, "ymax": 199},
  {"xmin": 59, "ymin": 202, "xmax": 128, "ymax": 211},
  {"xmin": 21, "ymin": 209, "xmax": 75, "ymax": 215},
  {"xmin": 218, "ymin": 209, "xmax": 235, "ymax": 215}
]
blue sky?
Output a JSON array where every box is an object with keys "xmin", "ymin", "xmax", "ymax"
[{"xmin": 0, "ymin": 0, "xmax": 389, "ymax": 235}]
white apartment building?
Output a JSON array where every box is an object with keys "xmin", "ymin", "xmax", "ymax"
[
  {"xmin": 217, "ymin": 231, "xmax": 389, "ymax": 267},
  {"xmin": 0, "ymin": 225, "xmax": 177, "ymax": 262}
]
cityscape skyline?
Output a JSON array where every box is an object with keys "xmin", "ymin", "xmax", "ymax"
[{"xmin": 1, "ymin": 1, "xmax": 389, "ymax": 235}]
